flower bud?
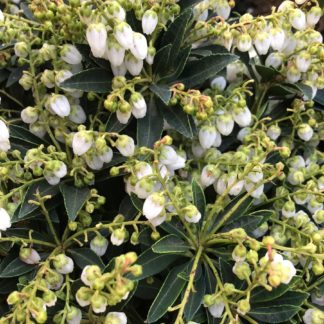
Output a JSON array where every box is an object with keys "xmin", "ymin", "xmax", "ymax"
[
  {"xmin": 49, "ymin": 94, "xmax": 71, "ymax": 117},
  {"xmin": 216, "ymin": 113, "xmax": 234, "ymax": 136},
  {"xmin": 111, "ymin": 228, "xmax": 126, "ymax": 246},
  {"xmin": 53, "ymin": 254, "xmax": 74, "ymax": 274},
  {"xmin": 211, "ymin": 76, "xmax": 227, "ymax": 91},
  {"xmin": 232, "ymin": 261, "xmax": 251, "ymax": 280},
  {"xmin": 143, "ymin": 192, "xmax": 165, "ymax": 220},
  {"xmin": 142, "ymin": 10, "xmax": 158, "ymax": 35},
  {"xmin": 105, "ymin": 312, "xmax": 127, "ymax": 324},
  {"xmin": 296, "ymin": 51, "xmax": 311, "ymax": 73},
  {"xmin": 232, "ymin": 106, "xmax": 252, "ymax": 127},
  {"xmin": 282, "ymin": 200, "xmax": 295, "ymax": 218},
  {"xmin": 67, "ymin": 306, "xmax": 82, "ymax": 324},
  {"xmin": 232, "ymin": 244, "xmax": 247, "ymax": 262},
  {"xmin": 270, "ymin": 27, "xmax": 285, "ymax": 51},
  {"xmin": 76, "ymin": 286, "xmax": 93, "ymax": 307},
  {"xmin": 237, "ymin": 299, "xmax": 250, "ymax": 315},
  {"xmin": 14, "ymin": 41, "xmax": 28, "ymax": 58},
  {"xmin": 115, "ymin": 135, "xmax": 135, "ymax": 157},
  {"xmin": 130, "ymin": 32, "xmax": 148, "ymax": 60},
  {"xmin": 90, "ymin": 235, "xmax": 109, "ymax": 256},
  {"xmin": 297, "ymin": 123, "xmax": 313, "ymax": 141},
  {"xmin": 61, "ymin": 44, "xmax": 82, "ymax": 65},
  {"xmin": 19, "ymin": 73, "xmax": 33, "ymax": 90},
  {"xmin": 86, "ymin": 23, "xmax": 107, "ymax": 58},
  {"xmin": 254, "ymin": 31, "xmax": 271, "ymax": 55},
  {"xmin": 69, "ymin": 104, "xmax": 86, "ymax": 124},
  {"xmin": 286, "ymin": 64, "xmax": 301, "ymax": 83},
  {"xmin": 182, "ymin": 204, "xmax": 201, "ymax": 223},
  {"xmin": 19, "ymin": 247, "xmax": 41, "ymax": 264},
  {"xmin": 43, "ymin": 290, "xmax": 57, "ymax": 307},
  {"xmin": 81, "ymin": 265, "xmax": 102, "ymax": 287},
  {"xmin": 267, "ymin": 124, "xmax": 281, "ymax": 140},
  {"xmin": 21, "ymin": 106, "xmax": 39, "ymax": 124},
  {"xmin": 237, "ymin": 33, "xmax": 252, "ymax": 52},
  {"xmin": 306, "ymin": 6, "xmax": 322, "ymax": 26},
  {"xmin": 125, "ymin": 53, "xmax": 143, "ymax": 76},
  {"xmin": 91, "ymin": 292, "xmax": 107, "ymax": 313},
  {"xmin": 199, "ymin": 125, "xmax": 218, "ymax": 149},
  {"xmin": 72, "ymin": 129, "xmax": 93, "ymax": 156},
  {"xmin": 289, "ymin": 9, "xmax": 306, "ymax": 30}
]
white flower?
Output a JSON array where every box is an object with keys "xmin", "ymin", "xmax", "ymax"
[
  {"xmin": 307, "ymin": 199, "xmax": 323, "ymax": 214},
  {"xmin": 142, "ymin": 10, "xmax": 158, "ymax": 35},
  {"xmin": 134, "ymin": 162, "xmax": 153, "ymax": 179},
  {"xmin": 86, "ymin": 23, "xmax": 107, "ymax": 58},
  {"xmin": 267, "ymin": 124, "xmax": 281, "ymax": 140},
  {"xmin": 289, "ymin": 9, "xmax": 306, "ymax": 30},
  {"xmin": 114, "ymin": 22, "xmax": 133, "ymax": 50},
  {"xmin": 183, "ymin": 205, "xmax": 201, "ymax": 223},
  {"xmin": 246, "ymin": 166, "xmax": 263, "ymax": 183},
  {"xmin": 200, "ymin": 165, "xmax": 220, "ymax": 188},
  {"xmin": 0, "ymin": 9, "xmax": 4, "ymax": 22},
  {"xmin": 311, "ymin": 292, "xmax": 324, "ymax": 306},
  {"xmin": 214, "ymin": 0, "xmax": 231, "ymax": 19},
  {"xmin": 107, "ymin": 1, "xmax": 126, "ymax": 21},
  {"xmin": 251, "ymin": 222, "xmax": 268, "ymax": 238},
  {"xmin": 69, "ymin": 105, "xmax": 86, "ymax": 124},
  {"xmin": 245, "ymin": 181, "xmax": 264, "ymax": 199},
  {"xmin": 149, "ymin": 214, "xmax": 166, "ymax": 227},
  {"xmin": 296, "ymin": 51, "xmax": 311, "ymax": 73},
  {"xmin": 227, "ymin": 172, "xmax": 245, "ymax": 196},
  {"xmin": 297, "ymin": 123, "xmax": 313, "ymax": 141},
  {"xmin": 49, "ymin": 94, "xmax": 71, "ymax": 117},
  {"xmin": 270, "ymin": 28, "xmax": 285, "ymax": 51},
  {"xmin": 19, "ymin": 248, "xmax": 41, "ymax": 265},
  {"xmin": 104, "ymin": 36, "xmax": 125, "ymax": 66},
  {"xmin": 53, "ymin": 254, "xmax": 74, "ymax": 274},
  {"xmin": 111, "ymin": 62, "xmax": 127, "ymax": 76},
  {"xmin": 0, "ymin": 208, "xmax": 11, "ymax": 231},
  {"xmin": 254, "ymin": 31, "xmax": 271, "ymax": 55},
  {"xmin": 105, "ymin": 312, "xmax": 127, "ymax": 324},
  {"xmin": 303, "ymin": 309, "xmax": 314, "ymax": 324},
  {"xmin": 237, "ymin": 33, "xmax": 252, "ymax": 52},
  {"xmin": 159, "ymin": 145, "xmax": 178, "ymax": 165},
  {"xmin": 265, "ymin": 52, "xmax": 284, "ymax": 69},
  {"xmin": 289, "ymin": 155, "xmax": 305, "ymax": 169},
  {"xmin": 306, "ymin": 6, "xmax": 322, "ymax": 26},
  {"xmin": 237, "ymin": 127, "xmax": 251, "ymax": 142},
  {"xmin": 116, "ymin": 109, "xmax": 132, "ymax": 124},
  {"xmin": 98, "ymin": 146, "xmax": 113, "ymax": 164},
  {"xmin": 125, "ymin": 54, "xmax": 144, "ymax": 76},
  {"xmin": 216, "ymin": 113, "xmax": 234, "ymax": 136},
  {"xmin": 90, "ymin": 236, "xmax": 108, "ymax": 257},
  {"xmin": 81, "ymin": 265, "xmax": 101, "ymax": 287},
  {"xmin": 208, "ymin": 299, "xmax": 225, "ymax": 318},
  {"xmin": 199, "ymin": 125, "xmax": 218, "ymax": 149},
  {"xmin": 130, "ymin": 32, "xmax": 148, "ymax": 60},
  {"xmin": 211, "ymin": 76, "xmax": 227, "ymax": 91},
  {"xmin": 233, "ymin": 107, "xmax": 252, "ymax": 127},
  {"xmin": 286, "ymin": 65, "xmax": 301, "ymax": 83},
  {"xmin": 191, "ymin": 142, "xmax": 206, "ymax": 158},
  {"xmin": 143, "ymin": 192, "xmax": 165, "ymax": 220},
  {"xmin": 61, "ymin": 44, "xmax": 82, "ymax": 65},
  {"xmin": 116, "ymin": 135, "xmax": 135, "ymax": 157},
  {"xmin": 215, "ymin": 174, "xmax": 228, "ymax": 195},
  {"xmin": 0, "ymin": 120, "xmax": 10, "ymax": 152},
  {"xmin": 111, "ymin": 230, "xmax": 125, "ymax": 246},
  {"xmin": 14, "ymin": 41, "xmax": 28, "ymax": 58},
  {"xmin": 21, "ymin": 106, "xmax": 39, "ymax": 124},
  {"xmin": 67, "ymin": 306, "xmax": 82, "ymax": 324},
  {"xmin": 85, "ymin": 154, "xmax": 104, "ymax": 170},
  {"xmin": 72, "ymin": 130, "xmax": 93, "ymax": 156}
]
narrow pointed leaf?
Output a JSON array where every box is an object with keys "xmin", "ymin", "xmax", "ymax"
[{"xmin": 152, "ymin": 234, "xmax": 190, "ymax": 254}]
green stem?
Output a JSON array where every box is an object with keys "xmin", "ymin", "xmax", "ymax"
[
  {"xmin": 0, "ymin": 237, "xmax": 56, "ymax": 248},
  {"xmin": 174, "ymin": 245, "xmax": 204, "ymax": 324},
  {"xmin": 306, "ymin": 276, "xmax": 324, "ymax": 292},
  {"xmin": 0, "ymin": 90, "xmax": 24, "ymax": 108}
]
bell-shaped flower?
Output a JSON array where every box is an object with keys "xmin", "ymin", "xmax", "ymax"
[
  {"xmin": 254, "ymin": 31, "xmax": 271, "ymax": 55},
  {"xmin": 81, "ymin": 265, "xmax": 102, "ymax": 287},
  {"xmin": 214, "ymin": 0, "xmax": 231, "ymax": 19},
  {"xmin": 289, "ymin": 9, "xmax": 306, "ymax": 30},
  {"xmin": 246, "ymin": 166, "xmax": 263, "ymax": 183},
  {"xmin": 86, "ymin": 23, "xmax": 107, "ymax": 58},
  {"xmin": 69, "ymin": 105, "xmax": 86, "ymax": 124},
  {"xmin": 208, "ymin": 299, "xmax": 225, "ymax": 318},
  {"xmin": 111, "ymin": 228, "xmax": 125, "ymax": 246},
  {"xmin": 53, "ymin": 254, "xmax": 74, "ymax": 274},
  {"xmin": 111, "ymin": 62, "xmax": 127, "ymax": 76},
  {"xmin": 199, "ymin": 125, "xmax": 218, "ymax": 149},
  {"xmin": 211, "ymin": 76, "xmax": 227, "ymax": 91},
  {"xmin": 142, "ymin": 10, "xmax": 158, "ymax": 35},
  {"xmin": 114, "ymin": 22, "xmax": 133, "ymax": 49},
  {"xmin": 245, "ymin": 181, "xmax": 264, "ymax": 199},
  {"xmin": 130, "ymin": 32, "xmax": 148, "ymax": 60},
  {"xmin": 143, "ymin": 192, "xmax": 165, "ymax": 220},
  {"xmin": 200, "ymin": 165, "xmax": 221, "ymax": 188},
  {"xmin": 237, "ymin": 33, "xmax": 252, "ymax": 52},
  {"xmin": 60, "ymin": 44, "xmax": 82, "ymax": 65},
  {"xmin": 286, "ymin": 64, "xmax": 301, "ymax": 83},
  {"xmin": 0, "ymin": 208, "xmax": 11, "ymax": 231},
  {"xmin": 49, "ymin": 94, "xmax": 71, "ymax": 117},
  {"xmin": 104, "ymin": 35, "xmax": 125, "ymax": 66},
  {"xmin": 19, "ymin": 247, "xmax": 41, "ymax": 265},
  {"xmin": 115, "ymin": 135, "xmax": 135, "ymax": 157},
  {"xmin": 267, "ymin": 124, "xmax": 281, "ymax": 140},
  {"xmin": 90, "ymin": 235, "xmax": 108, "ymax": 257},
  {"xmin": 232, "ymin": 107, "xmax": 252, "ymax": 127},
  {"xmin": 265, "ymin": 52, "xmax": 284, "ymax": 69},
  {"xmin": 227, "ymin": 172, "xmax": 245, "ymax": 196},
  {"xmin": 0, "ymin": 120, "xmax": 10, "ymax": 152},
  {"xmin": 85, "ymin": 154, "xmax": 104, "ymax": 170},
  {"xmin": 270, "ymin": 27, "xmax": 285, "ymax": 51},
  {"xmin": 72, "ymin": 130, "xmax": 93, "ymax": 156},
  {"xmin": 125, "ymin": 53, "xmax": 144, "ymax": 76},
  {"xmin": 21, "ymin": 106, "xmax": 39, "ymax": 124},
  {"xmin": 183, "ymin": 205, "xmax": 201, "ymax": 223},
  {"xmin": 296, "ymin": 51, "xmax": 311, "ymax": 73},
  {"xmin": 297, "ymin": 123, "xmax": 313, "ymax": 141},
  {"xmin": 67, "ymin": 306, "xmax": 82, "ymax": 324},
  {"xmin": 216, "ymin": 113, "xmax": 234, "ymax": 136},
  {"xmin": 91, "ymin": 293, "xmax": 107, "ymax": 314},
  {"xmin": 159, "ymin": 145, "xmax": 178, "ymax": 165},
  {"xmin": 105, "ymin": 312, "xmax": 127, "ymax": 324},
  {"xmin": 146, "ymin": 46, "xmax": 156, "ymax": 65},
  {"xmin": 306, "ymin": 6, "xmax": 322, "ymax": 26}
]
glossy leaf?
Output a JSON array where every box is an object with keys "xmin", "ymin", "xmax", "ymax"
[
  {"xmin": 179, "ymin": 53, "xmax": 238, "ymax": 88},
  {"xmin": 150, "ymin": 84, "xmax": 171, "ymax": 105},
  {"xmin": 162, "ymin": 104, "xmax": 197, "ymax": 138},
  {"xmin": 192, "ymin": 179, "xmax": 206, "ymax": 219},
  {"xmin": 61, "ymin": 68, "xmax": 112, "ymax": 93},
  {"xmin": 68, "ymin": 248, "xmax": 104, "ymax": 270},
  {"xmin": 152, "ymin": 234, "xmax": 190, "ymax": 254},
  {"xmin": 130, "ymin": 193, "xmax": 144, "ymax": 213},
  {"xmin": 255, "ymin": 64, "xmax": 280, "ymax": 81},
  {"xmin": 6, "ymin": 66, "xmax": 26, "ymax": 88},
  {"xmin": 60, "ymin": 184, "xmax": 90, "ymax": 221},
  {"xmin": 105, "ymin": 113, "xmax": 130, "ymax": 132},
  {"xmin": 0, "ymin": 258, "xmax": 35, "ymax": 278},
  {"xmin": 147, "ymin": 264, "xmax": 187, "ymax": 323},
  {"xmin": 128, "ymin": 248, "xmax": 178, "ymax": 281},
  {"xmin": 249, "ymin": 305, "xmax": 301, "ymax": 323},
  {"xmin": 137, "ymin": 97, "xmax": 163, "ymax": 148}
]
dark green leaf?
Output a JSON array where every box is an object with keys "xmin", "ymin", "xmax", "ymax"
[
  {"xmin": 221, "ymin": 215, "xmax": 264, "ymax": 234},
  {"xmin": 60, "ymin": 184, "xmax": 90, "ymax": 221},
  {"xmin": 119, "ymin": 195, "xmax": 138, "ymax": 220},
  {"xmin": 0, "ymin": 69, "xmax": 10, "ymax": 83},
  {"xmin": 192, "ymin": 179, "xmax": 206, "ymax": 219},
  {"xmin": 154, "ymin": 44, "xmax": 172, "ymax": 77},
  {"xmin": 255, "ymin": 65, "xmax": 280, "ymax": 81},
  {"xmin": 160, "ymin": 219, "xmax": 188, "ymax": 240},
  {"xmin": 204, "ymin": 264, "xmax": 216, "ymax": 294},
  {"xmin": 130, "ymin": 193, "xmax": 144, "ymax": 213},
  {"xmin": 314, "ymin": 89, "xmax": 324, "ymax": 106},
  {"xmin": 5, "ymin": 228, "xmax": 53, "ymax": 243},
  {"xmin": 179, "ymin": 53, "xmax": 238, "ymax": 88},
  {"xmin": 150, "ymin": 84, "xmax": 171, "ymax": 104},
  {"xmin": 0, "ymin": 279, "xmax": 18, "ymax": 294},
  {"xmin": 147, "ymin": 264, "xmax": 187, "ymax": 323},
  {"xmin": 251, "ymin": 276, "xmax": 301, "ymax": 303},
  {"xmin": 135, "ymin": 278, "xmax": 162, "ymax": 300},
  {"xmin": 9, "ymin": 124, "xmax": 49, "ymax": 147},
  {"xmin": 178, "ymin": 0, "xmax": 202, "ymax": 8},
  {"xmin": 6, "ymin": 66, "xmax": 26, "ymax": 88},
  {"xmin": 249, "ymin": 305, "xmax": 301, "ymax": 323},
  {"xmin": 128, "ymin": 248, "xmax": 178, "ymax": 281},
  {"xmin": 105, "ymin": 113, "xmax": 130, "ymax": 132},
  {"xmin": 191, "ymin": 45, "xmax": 229, "ymax": 57},
  {"xmin": 68, "ymin": 248, "xmax": 104, "ymax": 270},
  {"xmin": 160, "ymin": 9, "xmax": 193, "ymax": 67},
  {"xmin": 152, "ymin": 234, "xmax": 190, "ymax": 254},
  {"xmin": 137, "ymin": 97, "xmax": 163, "ymax": 148},
  {"xmin": 162, "ymin": 104, "xmax": 197, "ymax": 138},
  {"xmin": 185, "ymin": 273, "xmax": 206, "ymax": 320},
  {"xmin": 61, "ymin": 68, "xmax": 112, "ymax": 93},
  {"xmin": 0, "ymin": 258, "xmax": 35, "ymax": 278},
  {"xmin": 160, "ymin": 46, "xmax": 192, "ymax": 83},
  {"xmin": 20, "ymin": 3, "xmax": 35, "ymax": 20},
  {"xmin": 253, "ymin": 291, "xmax": 309, "ymax": 308},
  {"xmin": 18, "ymin": 179, "xmax": 59, "ymax": 220}
]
